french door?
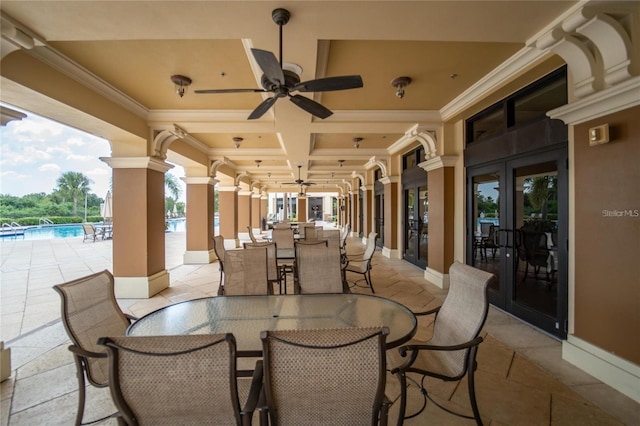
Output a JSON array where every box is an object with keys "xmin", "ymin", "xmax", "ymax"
[
  {"xmin": 467, "ymin": 147, "xmax": 568, "ymax": 338},
  {"xmin": 374, "ymin": 192, "xmax": 384, "ymax": 248}
]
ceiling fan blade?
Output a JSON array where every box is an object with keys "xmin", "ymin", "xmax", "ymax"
[
  {"xmin": 289, "ymin": 95, "xmax": 333, "ymax": 119},
  {"xmin": 195, "ymin": 88, "xmax": 266, "ymax": 94},
  {"xmin": 251, "ymin": 48, "xmax": 285, "ymax": 86},
  {"xmin": 248, "ymin": 96, "xmax": 278, "ymax": 120},
  {"xmin": 301, "ymin": 182, "xmax": 315, "ymax": 186},
  {"xmin": 293, "ymin": 75, "xmax": 363, "ymax": 92}
]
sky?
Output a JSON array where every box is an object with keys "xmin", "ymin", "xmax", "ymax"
[{"xmin": 0, "ymin": 106, "xmax": 185, "ymax": 202}]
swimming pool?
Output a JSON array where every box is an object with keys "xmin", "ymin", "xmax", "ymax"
[{"xmin": 2, "ymin": 219, "xmax": 192, "ymax": 240}]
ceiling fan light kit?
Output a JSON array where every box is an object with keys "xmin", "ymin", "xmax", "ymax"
[
  {"xmin": 170, "ymin": 75, "xmax": 192, "ymax": 97},
  {"xmin": 391, "ymin": 76, "xmax": 411, "ymax": 99},
  {"xmin": 195, "ymin": 8, "xmax": 363, "ymax": 120}
]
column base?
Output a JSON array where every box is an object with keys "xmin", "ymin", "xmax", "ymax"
[
  {"xmin": 114, "ymin": 270, "xmax": 170, "ymax": 299},
  {"xmin": 184, "ymin": 249, "xmax": 216, "ymax": 264},
  {"xmin": 424, "ymin": 267, "xmax": 449, "ymax": 289},
  {"xmin": 381, "ymin": 247, "xmax": 402, "ymax": 259}
]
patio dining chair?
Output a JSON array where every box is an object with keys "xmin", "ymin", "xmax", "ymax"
[
  {"xmin": 97, "ymin": 334, "xmax": 262, "ymax": 426},
  {"xmin": 294, "ymin": 242, "xmax": 348, "ymax": 294},
  {"xmin": 53, "ymin": 270, "xmax": 137, "ymax": 426},
  {"xmin": 390, "ymin": 262, "xmax": 496, "ymax": 426},
  {"xmin": 223, "ymin": 247, "xmax": 271, "ymax": 295},
  {"xmin": 244, "ymin": 241, "xmax": 282, "ymax": 294},
  {"xmin": 260, "ymin": 327, "xmax": 390, "ymax": 425},
  {"xmin": 271, "ymin": 228, "xmax": 295, "ymax": 291},
  {"xmin": 81, "ymin": 223, "xmax": 98, "ymax": 242},
  {"xmin": 342, "ymin": 232, "xmax": 378, "ymax": 293}
]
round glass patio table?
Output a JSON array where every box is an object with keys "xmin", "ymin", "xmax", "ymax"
[{"xmin": 127, "ymin": 294, "xmax": 417, "ymax": 356}]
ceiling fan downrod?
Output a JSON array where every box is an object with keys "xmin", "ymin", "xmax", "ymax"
[{"xmin": 272, "ymin": 8, "xmax": 290, "ymax": 68}]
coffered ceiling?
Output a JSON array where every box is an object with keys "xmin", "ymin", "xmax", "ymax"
[{"xmin": 0, "ymin": 1, "xmax": 576, "ymax": 192}]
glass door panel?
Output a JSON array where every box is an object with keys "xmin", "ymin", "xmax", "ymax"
[
  {"xmin": 469, "ymin": 167, "xmax": 504, "ymax": 300},
  {"xmin": 404, "ymin": 189, "xmax": 416, "ymax": 261},
  {"xmin": 418, "ymin": 186, "xmax": 428, "ymax": 265}
]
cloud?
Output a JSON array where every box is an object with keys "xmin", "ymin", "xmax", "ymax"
[
  {"xmin": 65, "ymin": 137, "xmax": 86, "ymax": 147},
  {"xmin": 66, "ymin": 153, "xmax": 94, "ymax": 162},
  {"xmin": 0, "ymin": 170, "xmax": 31, "ymax": 180},
  {"xmin": 38, "ymin": 163, "xmax": 62, "ymax": 173}
]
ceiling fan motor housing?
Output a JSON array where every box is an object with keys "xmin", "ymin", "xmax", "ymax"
[{"xmin": 260, "ymin": 69, "xmax": 300, "ymax": 91}]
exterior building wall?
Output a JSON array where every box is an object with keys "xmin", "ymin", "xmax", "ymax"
[{"xmin": 573, "ymin": 105, "xmax": 640, "ymax": 365}]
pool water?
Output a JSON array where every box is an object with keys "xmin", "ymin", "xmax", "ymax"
[{"xmin": 6, "ymin": 219, "xmax": 192, "ymax": 240}]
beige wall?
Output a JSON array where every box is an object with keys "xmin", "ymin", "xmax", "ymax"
[{"xmin": 573, "ymin": 106, "xmax": 640, "ymax": 365}]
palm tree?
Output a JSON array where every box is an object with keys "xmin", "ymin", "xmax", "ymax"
[
  {"xmin": 56, "ymin": 171, "xmax": 93, "ymax": 216},
  {"xmin": 165, "ymin": 173, "xmax": 182, "ymax": 200}
]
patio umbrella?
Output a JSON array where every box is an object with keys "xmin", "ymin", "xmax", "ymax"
[{"xmin": 101, "ymin": 191, "xmax": 113, "ymax": 222}]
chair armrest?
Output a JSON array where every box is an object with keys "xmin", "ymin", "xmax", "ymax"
[
  {"xmin": 68, "ymin": 344, "xmax": 107, "ymax": 359},
  {"xmin": 241, "ymin": 360, "xmax": 264, "ymax": 426},
  {"xmin": 390, "ymin": 336, "xmax": 484, "ymax": 374}
]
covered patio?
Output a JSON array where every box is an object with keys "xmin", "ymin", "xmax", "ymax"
[{"xmin": 1, "ymin": 233, "xmax": 637, "ymax": 424}]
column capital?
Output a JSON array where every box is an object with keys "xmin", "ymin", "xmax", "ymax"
[
  {"xmin": 217, "ymin": 186, "xmax": 240, "ymax": 192},
  {"xmin": 419, "ymin": 155, "xmax": 458, "ymax": 172},
  {"xmin": 100, "ymin": 156, "xmax": 174, "ymax": 173},
  {"xmin": 379, "ymin": 176, "xmax": 399, "ymax": 185},
  {"xmin": 182, "ymin": 176, "xmax": 217, "ymax": 185}
]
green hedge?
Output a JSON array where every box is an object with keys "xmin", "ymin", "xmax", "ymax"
[{"xmin": 0, "ymin": 216, "xmax": 105, "ymax": 226}]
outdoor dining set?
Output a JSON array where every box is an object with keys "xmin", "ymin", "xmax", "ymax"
[{"xmin": 53, "ymin": 223, "xmax": 497, "ymax": 425}]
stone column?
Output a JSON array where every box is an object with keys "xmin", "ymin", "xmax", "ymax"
[
  {"xmin": 297, "ymin": 196, "xmax": 307, "ymax": 222},
  {"xmin": 217, "ymin": 185, "xmax": 239, "ymax": 249},
  {"xmin": 101, "ymin": 157, "xmax": 172, "ymax": 298},
  {"xmin": 420, "ymin": 156, "xmax": 457, "ymax": 289},
  {"xmin": 350, "ymin": 191, "xmax": 358, "ymax": 236},
  {"xmin": 380, "ymin": 176, "xmax": 400, "ymax": 259},
  {"xmin": 250, "ymin": 193, "xmax": 261, "ymax": 233},
  {"xmin": 237, "ymin": 190, "xmax": 251, "ymax": 239},
  {"xmin": 183, "ymin": 177, "xmax": 217, "ymax": 264},
  {"xmin": 260, "ymin": 194, "xmax": 268, "ymax": 230},
  {"xmin": 362, "ymin": 185, "xmax": 373, "ymax": 240}
]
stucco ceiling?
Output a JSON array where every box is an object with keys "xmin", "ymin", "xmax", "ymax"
[{"xmin": 0, "ymin": 1, "xmax": 576, "ymax": 191}]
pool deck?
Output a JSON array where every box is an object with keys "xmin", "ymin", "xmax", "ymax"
[{"xmin": 1, "ymin": 230, "xmax": 638, "ymax": 425}]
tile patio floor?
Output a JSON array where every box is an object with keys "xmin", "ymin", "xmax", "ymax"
[{"xmin": 1, "ymin": 229, "xmax": 638, "ymax": 425}]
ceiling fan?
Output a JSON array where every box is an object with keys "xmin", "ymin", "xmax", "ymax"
[
  {"xmin": 195, "ymin": 8, "xmax": 363, "ymax": 120},
  {"xmin": 282, "ymin": 165, "xmax": 316, "ymax": 187}
]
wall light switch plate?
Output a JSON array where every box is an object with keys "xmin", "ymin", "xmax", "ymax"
[{"xmin": 589, "ymin": 124, "xmax": 610, "ymax": 146}]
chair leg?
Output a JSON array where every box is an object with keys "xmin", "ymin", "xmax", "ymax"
[
  {"xmin": 72, "ymin": 356, "xmax": 86, "ymax": 426},
  {"xmin": 394, "ymin": 372, "xmax": 407, "ymax": 426},
  {"xmin": 366, "ymin": 269, "xmax": 375, "ymax": 293},
  {"xmin": 467, "ymin": 346, "xmax": 483, "ymax": 426}
]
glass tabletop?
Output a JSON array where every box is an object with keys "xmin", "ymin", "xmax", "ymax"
[{"xmin": 127, "ymin": 294, "xmax": 417, "ymax": 355}]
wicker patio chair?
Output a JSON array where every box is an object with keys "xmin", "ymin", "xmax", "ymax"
[
  {"xmin": 223, "ymin": 247, "xmax": 271, "ymax": 295},
  {"xmin": 342, "ymin": 232, "xmax": 378, "ymax": 293},
  {"xmin": 295, "ymin": 242, "xmax": 347, "ymax": 294},
  {"xmin": 390, "ymin": 262, "xmax": 496, "ymax": 426},
  {"xmin": 260, "ymin": 327, "xmax": 390, "ymax": 426},
  {"xmin": 244, "ymin": 241, "xmax": 282, "ymax": 294},
  {"xmin": 213, "ymin": 235, "xmax": 226, "ymax": 294},
  {"xmin": 53, "ymin": 270, "xmax": 137, "ymax": 426},
  {"xmin": 97, "ymin": 334, "xmax": 262, "ymax": 426}
]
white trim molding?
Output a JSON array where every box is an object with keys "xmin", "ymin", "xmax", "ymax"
[
  {"xmin": 424, "ymin": 267, "xmax": 450, "ymax": 290},
  {"xmin": 419, "ymin": 155, "xmax": 458, "ymax": 173},
  {"xmin": 100, "ymin": 156, "xmax": 174, "ymax": 173},
  {"xmin": 563, "ymin": 335, "xmax": 640, "ymax": 403},
  {"xmin": 381, "ymin": 247, "xmax": 401, "ymax": 260},
  {"xmin": 114, "ymin": 270, "xmax": 170, "ymax": 299},
  {"xmin": 183, "ymin": 249, "xmax": 216, "ymax": 265}
]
